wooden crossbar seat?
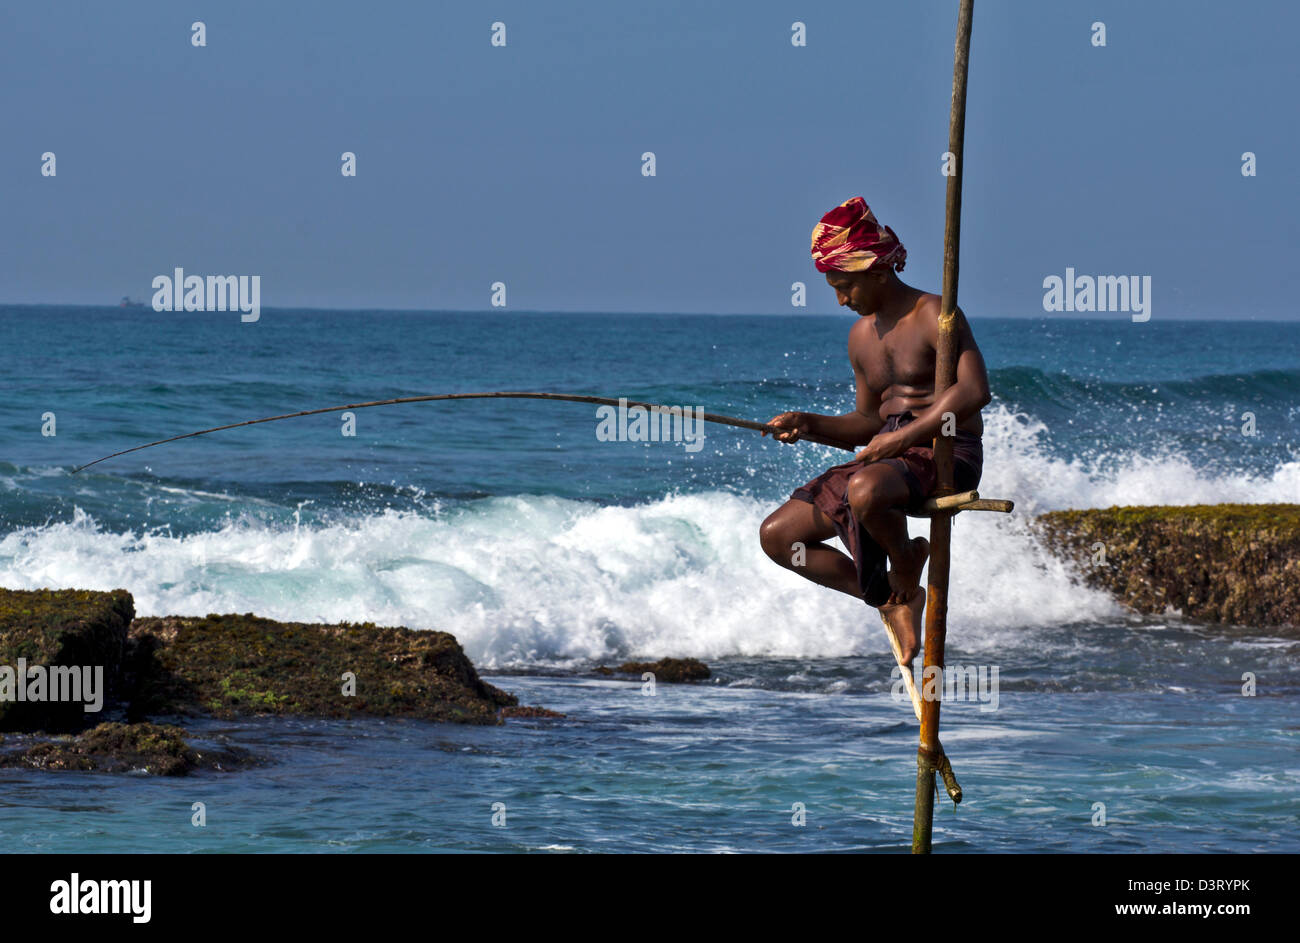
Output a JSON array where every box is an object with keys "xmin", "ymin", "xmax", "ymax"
[{"xmin": 907, "ymin": 489, "xmax": 1014, "ymax": 518}]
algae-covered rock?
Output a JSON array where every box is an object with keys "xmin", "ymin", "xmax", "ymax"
[
  {"xmin": 0, "ymin": 721, "xmax": 254, "ymax": 776},
  {"xmin": 1033, "ymin": 504, "xmax": 1300, "ymax": 627},
  {"xmin": 595, "ymin": 657, "xmax": 712, "ymax": 683},
  {"xmin": 0, "ymin": 588, "xmax": 133, "ymax": 732},
  {"xmin": 500, "ymin": 705, "xmax": 566, "ymax": 719},
  {"xmin": 128, "ymin": 613, "xmax": 518, "ymax": 724},
  {"xmin": 1, "ymin": 588, "xmax": 534, "ymax": 730}
]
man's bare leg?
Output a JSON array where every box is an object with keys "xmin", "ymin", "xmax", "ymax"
[
  {"xmin": 846, "ymin": 464, "xmax": 930, "ymax": 663},
  {"xmin": 759, "ymin": 491, "xmax": 927, "ymax": 664},
  {"xmin": 759, "ymin": 499, "xmax": 862, "ymax": 598}
]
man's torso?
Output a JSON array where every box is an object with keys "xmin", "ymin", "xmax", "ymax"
[{"xmin": 849, "ymin": 292, "xmax": 984, "ymax": 436}]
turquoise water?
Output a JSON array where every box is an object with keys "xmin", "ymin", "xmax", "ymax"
[
  {"xmin": 1, "ymin": 307, "xmax": 1297, "ymax": 852},
  {"xmin": 2, "ymin": 665, "xmax": 1293, "ymax": 853}
]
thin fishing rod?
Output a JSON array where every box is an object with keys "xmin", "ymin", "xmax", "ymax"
[{"xmin": 71, "ymin": 391, "xmax": 855, "ymax": 473}]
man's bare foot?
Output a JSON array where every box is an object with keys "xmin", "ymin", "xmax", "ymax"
[
  {"xmin": 880, "ymin": 585, "xmax": 926, "ymax": 664},
  {"xmin": 886, "ymin": 536, "xmax": 930, "ymax": 605}
]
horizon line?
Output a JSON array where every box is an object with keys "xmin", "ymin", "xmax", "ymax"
[{"xmin": 0, "ymin": 303, "xmax": 1292, "ymax": 324}]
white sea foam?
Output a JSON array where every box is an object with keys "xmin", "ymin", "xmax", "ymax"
[{"xmin": 2, "ymin": 405, "xmax": 1295, "ymax": 667}]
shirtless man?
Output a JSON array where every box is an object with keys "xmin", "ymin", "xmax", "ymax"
[{"xmin": 759, "ymin": 198, "xmax": 991, "ymax": 665}]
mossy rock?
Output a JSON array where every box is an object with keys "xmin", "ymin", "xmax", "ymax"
[
  {"xmin": 128, "ymin": 613, "xmax": 517, "ymax": 724},
  {"xmin": 0, "ymin": 721, "xmax": 255, "ymax": 776},
  {"xmin": 595, "ymin": 657, "xmax": 712, "ymax": 683},
  {"xmin": 500, "ymin": 705, "xmax": 566, "ymax": 719},
  {"xmin": 0, "ymin": 588, "xmax": 133, "ymax": 733},
  {"xmin": 1033, "ymin": 504, "xmax": 1300, "ymax": 627}
]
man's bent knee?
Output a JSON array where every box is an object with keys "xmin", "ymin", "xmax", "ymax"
[
  {"xmin": 759, "ymin": 513, "xmax": 794, "ymax": 564},
  {"xmin": 847, "ymin": 466, "xmax": 907, "ymax": 517}
]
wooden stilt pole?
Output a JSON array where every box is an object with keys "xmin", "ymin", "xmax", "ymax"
[{"xmin": 913, "ymin": 0, "xmax": 975, "ymax": 855}]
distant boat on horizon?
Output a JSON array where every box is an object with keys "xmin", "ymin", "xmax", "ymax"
[{"xmin": 119, "ymin": 296, "xmax": 145, "ymax": 308}]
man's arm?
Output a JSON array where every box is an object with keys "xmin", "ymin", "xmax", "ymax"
[
  {"xmin": 766, "ymin": 329, "xmax": 885, "ymax": 447},
  {"xmin": 808, "ymin": 343, "xmax": 885, "ymax": 445}
]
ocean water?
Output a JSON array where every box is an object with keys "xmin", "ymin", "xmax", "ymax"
[{"xmin": 0, "ymin": 306, "xmax": 1297, "ymax": 853}]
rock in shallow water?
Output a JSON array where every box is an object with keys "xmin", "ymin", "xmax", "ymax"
[
  {"xmin": 595, "ymin": 657, "xmax": 712, "ymax": 683},
  {"xmin": 0, "ymin": 721, "xmax": 257, "ymax": 775},
  {"xmin": 127, "ymin": 612, "xmax": 519, "ymax": 724},
  {"xmin": 1, "ymin": 588, "xmax": 536, "ymax": 736},
  {"xmin": 0, "ymin": 587, "xmax": 133, "ymax": 733},
  {"xmin": 1033, "ymin": 504, "xmax": 1300, "ymax": 628}
]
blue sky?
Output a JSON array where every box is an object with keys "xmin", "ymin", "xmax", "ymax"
[{"xmin": 3, "ymin": 0, "xmax": 1296, "ymax": 318}]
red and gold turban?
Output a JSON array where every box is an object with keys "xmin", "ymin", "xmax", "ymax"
[{"xmin": 810, "ymin": 197, "xmax": 907, "ymax": 274}]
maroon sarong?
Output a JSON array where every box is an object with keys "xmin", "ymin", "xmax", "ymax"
[{"xmin": 790, "ymin": 411, "xmax": 982, "ymax": 607}]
